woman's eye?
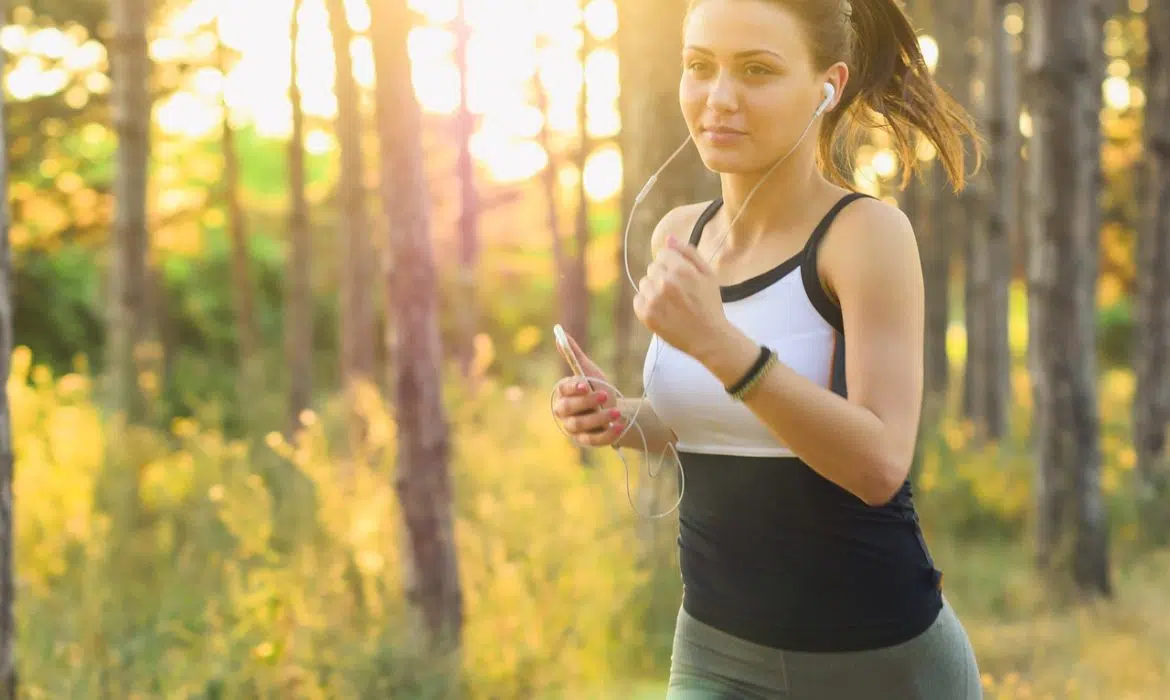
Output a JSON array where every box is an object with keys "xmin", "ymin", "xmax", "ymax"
[{"xmin": 744, "ymin": 63, "xmax": 773, "ymax": 76}]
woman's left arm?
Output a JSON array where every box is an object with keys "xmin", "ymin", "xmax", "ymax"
[{"xmin": 696, "ymin": 202, "xmax": 926, "ymax": 507}]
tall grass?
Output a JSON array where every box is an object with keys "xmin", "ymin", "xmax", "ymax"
[{"xmin": 10, "ymin": 328, "xmax": 1170, "ymax": 698}]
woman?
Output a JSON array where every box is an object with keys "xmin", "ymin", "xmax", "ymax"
[{"xmin": 551, "ymin": 0, "xmax": 983, "ymax": 697}]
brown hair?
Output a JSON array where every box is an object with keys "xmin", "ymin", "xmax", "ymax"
[{"xmin": 685, "ymin": 0, "xmax": 981, "ymax": 191}]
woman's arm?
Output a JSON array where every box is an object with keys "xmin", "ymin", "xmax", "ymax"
[
  {"xmin": 694, "ymin": 200, "xmax": 925, "ymax": 506},
  {"xmin": 614, "ymin": 398, "xmax": 678, "ymax": 454}
]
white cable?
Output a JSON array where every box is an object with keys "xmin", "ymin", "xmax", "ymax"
[{"xmin": 551, "ymin": 94, "xmax": 826, "ymax": 519}]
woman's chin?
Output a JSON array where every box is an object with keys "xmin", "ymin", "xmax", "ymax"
[{"xmin": 698, "ymin": 152, "xmax": 757, "ymax": 174}]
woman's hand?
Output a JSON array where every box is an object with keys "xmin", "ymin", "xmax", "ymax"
[
  {"xmin": 633, "ymin": 235, "xmax": 730, "ymax": 363},
  {"xmin": 551, "ymin": 329, "xmax": 626, "ymax": 447}
]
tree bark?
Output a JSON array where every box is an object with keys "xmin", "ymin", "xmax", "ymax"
[
  {"xmin": 1025, "ymin": 0, "xmax": 1110, "ymax": 597},
  {"xmin": 969, "ymin": 0, "xmax": 1017, "ymax": 441},
  {"xmin": 325, "ymin": 0, "xmax": 377, "ymax": 414},
  {"xmin": 453, "ymin": 0, "xmax": 480, "ymax": 378},
  {"xmin": 1134, "ymin": 0, "xmax": 1170, "ymax": 542},
  {"xmin": 613, "ymin": 0, "xmax": 710, "ymax": 392},
  {"xmin": 217, "ymin": 24, "xmax": 260, "ymax": 398},
  {"xmin": 0, "ymin": 3, "xmax": 18, "ymax": 690},
  {"xmin": 285, "ymin": 0, "xmax": 313, "ymax": 436},
  {"xmin": 107, "ymin": 0, "xmax": 152, "ymax": 422},
  {"xmin": 370, "ymin": 0, "xmax": 464, "ymax": 664}
]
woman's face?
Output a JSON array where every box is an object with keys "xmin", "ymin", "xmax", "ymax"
[{"xmin": 680, "ymin": 0, "xmax": 831, "ymax": 175}]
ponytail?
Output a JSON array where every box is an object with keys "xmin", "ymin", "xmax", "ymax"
[{"xmin": 820, "ymin": 0, "xmax": 980, "ymax": 191}]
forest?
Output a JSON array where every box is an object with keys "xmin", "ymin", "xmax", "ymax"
[{"xmin": 0, "ymin": 0, "xmax": 1168, "ymax": 697}]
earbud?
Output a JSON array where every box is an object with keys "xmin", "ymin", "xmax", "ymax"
[{"xmin": 817, "ymin": 82, "xmax": 836, "ymax": 116}]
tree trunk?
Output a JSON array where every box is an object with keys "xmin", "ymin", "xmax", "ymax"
[
  {"xmin": 614, "ymin": 0, "xmax": 710, "ymax": 549},
  {"xmin": 217, "ymin": 25, "xmax": 260, "ymax": 398},
  {"xmin": 968, "ymin": 0, "xmax": 1016, "ymax": 441},
  {"xmin": 370, "ymin": 0, "xmax": 464, "ymax": 666},
  {"xmin": 107, "ymin": 0, "xmax": 152, "ymax": 422},
  {"xmin": 613, "ymin": 0, "xmax": 709, "ymax": 392},
  {"xmin": 922, "ymin": 0, "xmax": 955, "ymax": 403},
  {"xmin": 453, "ymin": 0, "xmax": 480, "ymax": 379},
  {"xmin": 1134, "ymin": 0, "xmax": 1170, "ymax": 542},
  {"xmin": 569, "ymin": 7, "xmax": 593, "ymax": 358},
  {"xmin": 326, "ymin": 0, "xmax": 377, "ymax": 431},
  {"xmin": 0, "ymin": 6, "xmax": 18, "ymax": 689},
  {"xmin": 1025, "ymin": 0, "xmax": 1110, "ymax": 597},
  {"xmin": 285, "ymin": 0, "xmax": 313, "ymax": 436}
]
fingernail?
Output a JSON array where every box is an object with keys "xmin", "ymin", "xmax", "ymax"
[
  {"xmin": 577, "ymin": 382, "xmax": 587, "ymax": 391},
  {"xmin": 597, "ymin": 391, "xmax": 609, "ymax": 403},
  {"xmin": 610, "ymin": 408, "xmax": 621, "ymax": 419}
]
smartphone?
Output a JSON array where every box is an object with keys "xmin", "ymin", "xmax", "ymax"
[{"xmin": 553, "ymin": 324, "xmax": 589, "ymax": 381}]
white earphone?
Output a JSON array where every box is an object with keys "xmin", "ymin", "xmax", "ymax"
[{"xmin": 818, "ymin": 81, "xmax": 837, "ymax": 116}]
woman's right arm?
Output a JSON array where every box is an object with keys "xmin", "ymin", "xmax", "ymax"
[{"xmin": 614, "ymin": 398, "xmax": 677, "ymax": 454}]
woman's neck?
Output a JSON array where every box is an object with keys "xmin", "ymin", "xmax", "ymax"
[{"xmin": 715, "ymin": 154, "xmax": 828, "ymax": 252}]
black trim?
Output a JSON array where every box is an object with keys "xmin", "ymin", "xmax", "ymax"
[
  {"xmin": 829, "ymin": 334, "xmax": 848, "ymax": 398},
  {"xmin": 689, "ymin": 194, "xmax": 875, "ymax": 305},
  {"xmin": 799, "ymin": 192, "xmax": 873, "ymax": 335}
]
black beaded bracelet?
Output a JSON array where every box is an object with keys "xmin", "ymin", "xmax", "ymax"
[{"xmin": 725, "ymin": 345, "xmax": 774, "ymax": 399}]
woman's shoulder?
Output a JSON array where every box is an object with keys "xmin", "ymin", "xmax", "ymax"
[
  {"xmin": 817, "ymin": 193, "xmax": 920, "ymax": 302},
  {"xmin": 650, "ymin": 200, "xmax": 719, "ymax": 257}
]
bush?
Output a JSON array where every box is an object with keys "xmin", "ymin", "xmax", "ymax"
[{"xmin": 12, "ymin": 345, "xmax": 652, "ymax": 699}]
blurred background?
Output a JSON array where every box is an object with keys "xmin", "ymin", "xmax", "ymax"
[{"xmin": 0, "ymin": 0, "xmax": 1167, "ymax": 697}]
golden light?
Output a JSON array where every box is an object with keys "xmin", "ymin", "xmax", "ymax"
[
  {"xmin": 1019, "ymin": 111, "xmax": 1032, "ymax": 138},
  {"xmin": 583, "ymin": 145, "xmax": 622, "ymax": 201},
  {"xmin": 1003, "ymin": 6, "xmax": 1024, "ymax": 36},
  {"xmin": 871, "ymin": 149, "xmax": 898, "ymax": 179},
  {"xmin": 1103, "ymin": 76, "xmax": 1131, "ymax": 110},
  {"xmin": 917, "ymin": 35, "xmax": 939, "ymax": 74},
  {"xmin": 4, "ymin": 0, "xmax": 625, "ymax": 200}
]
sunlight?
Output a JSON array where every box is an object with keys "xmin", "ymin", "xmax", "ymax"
[{"xmin": 4, "ymin": 0, "xmax": 623, "ymax": 197}]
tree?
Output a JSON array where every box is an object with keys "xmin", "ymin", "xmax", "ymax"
[
  {"xmin": 369, "ymin": 0, "xmax": 464, "ymax": 668},
  {"xmin": 107, "ymin": 0, "xmax": 153, "ymax": 422},
  {"xmin": 968, "ymin": 0, "xmax": 1017, "ymax": 441},
  {"xmin": 1025, "ymin": 0, "xmax": 1110, "ymax": 596},
  {"xmin": 325, "ymin": 0, "xmax": 377, "ymax": 440},
  {"xmin": 452, "ymin": 0, "xmax": 480, "ymax": 378},
  {"xmin": 285, "ymin": 0, "xmax": 314, "ymax": 436},
  {"xmin": 1134, "ymin": 0, "xmax": 1170, "ymax": 542},
  {"xmin": 216, "ymin": 19, "xmax": 260, "ymax": 396},
  {"xmin": 0, "ymin": 4, "xmax": 17, "ymax": 693},
  {"xmin": 612, "ymin": 0, "xmax": 713, "ymax": 390}
]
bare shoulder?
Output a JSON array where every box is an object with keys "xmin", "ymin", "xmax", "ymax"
[
  {"xmin": 817, "ymin": 195, "xmax": 921, "ymax": 303},
  {"xmin": 650, "ymin": 200, "xmax": 715, "ymax": 258}
]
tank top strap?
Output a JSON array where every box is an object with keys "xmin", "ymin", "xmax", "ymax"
[
  {"xmin": 688, "ymin": 198, "xmax": 724, "ymax": 246},
  {"xmin": 800, "ymin": 191, "xmax": 874, "ymax": 335}
]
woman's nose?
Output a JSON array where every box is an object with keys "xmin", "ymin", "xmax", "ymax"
[{"xmin": 706, "ymin": 70, "xmax": 738, "ymax": 112}]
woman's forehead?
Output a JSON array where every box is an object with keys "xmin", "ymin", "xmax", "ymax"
[{"xmin": 683, "ymin": 0, "xmax": 809, "ymax": 61}]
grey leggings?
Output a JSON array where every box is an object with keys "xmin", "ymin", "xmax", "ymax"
[{"xmin": 666, "ymin": 599, "xmax": 983, "ymax": 699}]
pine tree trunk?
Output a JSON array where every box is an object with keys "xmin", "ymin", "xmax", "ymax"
[
  {"xmin": 0, "ymin": 8, "xmax": 18, "ymax": 689},
  {"xmin": 570, "ymin": 6, "xmax": 593, "ymax": 359},
  {"xmin": 613, "ymin": 0, "xmax": 708, "ymax": 392},
  {"xmin": 969, "ymin": 0, "xmax": 1017, "ymax": 441},
  {"xmin": 286, "ymin": 0, "xmax": 313, "ymax": 436},
  {"xmin": 370, "ymin": 0, "xmax": 463, "ymax": 667},
  {"xmin": 1025, "ymin": 0, "xmax": 1110, "ymax": 597},
  {"xmin": 107, "ymin": 0, "xmax": 152, "ymax": 422},
  {"xmin": 217, "ymin": 29, "xmax": 260, "ymax": 398},
  {"xmin": 326, "ymin": 0, "xmax": 377, "ymax": 421},
  {"xmin": 1134, "ymin": 0, "xmax": 1170, "ymax": 542},
  {"xmin": 453, "ymin": 0, "xmax": 479, "ymax": 378},
  {"xmin": 921, "ymin": 0, "xmax": 955, "ymax": 404}
]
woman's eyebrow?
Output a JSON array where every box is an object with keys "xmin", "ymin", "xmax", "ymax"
[{"xmin": 683, "ymin": 46, "xmax": 785, "ymax": 60}]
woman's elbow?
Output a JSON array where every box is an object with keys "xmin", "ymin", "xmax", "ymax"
[{"xmin": 858, "ymin": 454, "xmax": 913, "ymax": 507}]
